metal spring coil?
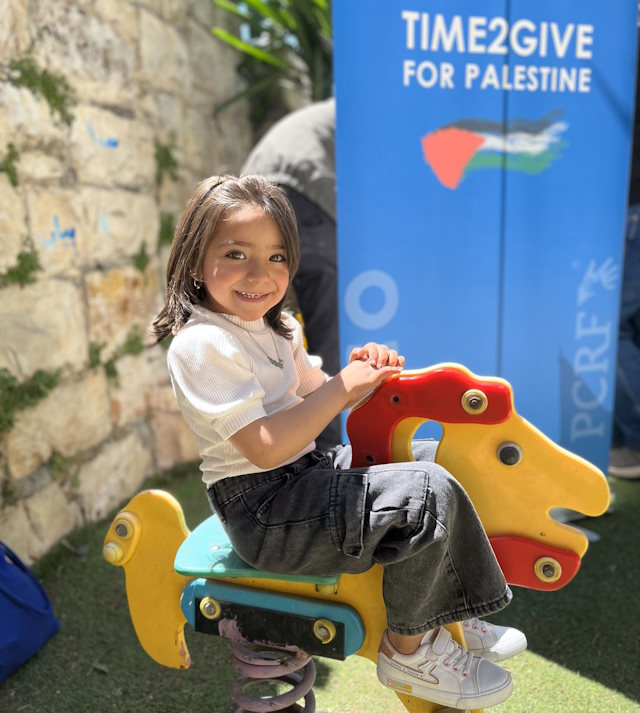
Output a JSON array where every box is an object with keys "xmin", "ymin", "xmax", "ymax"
[{"xmin": 230, "ymin": 640, "xmax": 316, "ymax": 712}]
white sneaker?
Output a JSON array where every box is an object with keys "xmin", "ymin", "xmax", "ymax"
[
  {"xmin": 462, "ymin": 618, "xmax": 527, "ymax": 662},
  {"xmin": 377, "ymin": 627, "xmax": 513, "ymax": 709}
]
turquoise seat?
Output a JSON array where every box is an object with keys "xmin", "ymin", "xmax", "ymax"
[{"xmin": 174, "ymin": 513, "xmax": 341, "ymax": 586}]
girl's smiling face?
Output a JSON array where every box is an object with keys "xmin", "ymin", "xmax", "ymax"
[{"xmin": 200, "ymin": 204, "xmax": 290, "ymax": 321}]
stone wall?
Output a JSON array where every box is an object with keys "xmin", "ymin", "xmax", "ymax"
[{"xmin": 0, "ymin": 0, "xmax": 253, "ymax": 563}]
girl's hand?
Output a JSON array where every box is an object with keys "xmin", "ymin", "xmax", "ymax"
[
  {"xmin": 338, "ymin": 357, "xmax": 402, "ymax": 407},
  {"xmin": 349, "ymin": 342, "xmax": 405, "ymax": 369}
]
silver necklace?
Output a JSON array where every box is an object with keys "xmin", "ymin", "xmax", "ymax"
[{"xmin": 247, "ymin": 329, "xmax": 284, "ymax": 369}]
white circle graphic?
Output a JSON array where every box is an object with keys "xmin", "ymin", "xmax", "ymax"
[{"xmin": 344, "ymin": 270, "xmax": 399, "ymax": 330}]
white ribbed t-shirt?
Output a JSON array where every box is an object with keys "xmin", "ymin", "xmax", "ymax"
[{"xmin": 167, "ymin": 305, "xmax": 328, "ymax": 485}]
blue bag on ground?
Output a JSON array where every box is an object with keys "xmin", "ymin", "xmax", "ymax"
[{"xmin": 0, "ymin": 541, "xmax": 59, "ymax": 682}]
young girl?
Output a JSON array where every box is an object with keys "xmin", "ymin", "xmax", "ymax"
[{"xmin": 152, "ymin": 175, "xmax": 526, "ymax": 710}]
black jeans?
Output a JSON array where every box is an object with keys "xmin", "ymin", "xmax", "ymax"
[{"xmin": 208, "ymin": 441, "xmax": 511, "ymax": 635}]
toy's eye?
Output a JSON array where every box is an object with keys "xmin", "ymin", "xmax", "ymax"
[
  {"xmin": 114, "ymin": 518, "xmax": 133, "ymax": 539},
  {"xmin": 497, "ymin": 442, "xmax": 522, "ymax": 466}
]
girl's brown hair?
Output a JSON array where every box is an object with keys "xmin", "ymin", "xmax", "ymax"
[{"xmin": 151, "ymin": 175, "xmax": 300, "ymax": 342}]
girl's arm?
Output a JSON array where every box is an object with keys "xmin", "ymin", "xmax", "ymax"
[{"xmin": 230, "ymin": 355, "xmax": 402, "ymax": 469}]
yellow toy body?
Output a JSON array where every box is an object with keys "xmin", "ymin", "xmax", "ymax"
[{"xmin": 103, "ymin": 490, "xmax": 191, "ymax": 669}]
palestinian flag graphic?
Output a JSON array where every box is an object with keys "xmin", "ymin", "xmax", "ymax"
[{"xmin": 421, "ymin": 115, "xmax": 568, "ymax": 190}]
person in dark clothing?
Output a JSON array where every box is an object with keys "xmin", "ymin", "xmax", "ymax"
[
  {"xmin": 610, "ymin": 45, "xmax": 640, "ymax": 479},
  {"xmin": 241, "ymin": 99, "xmax": 340, "ymax": 450}
]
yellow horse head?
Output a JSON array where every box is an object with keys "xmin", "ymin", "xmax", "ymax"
[{"xmin": 347, "ymin": 363, "xmax": 610, "ymax": 591}]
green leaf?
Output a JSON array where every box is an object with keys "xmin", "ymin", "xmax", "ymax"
[
  {"xmin": 0, "ymin": 143, "xmax": 20, "ymax": 187},
  {"xmin": 0, "ymin": 238, "xmax": 41, "ymax": 288},
  {"xmin": 210, "ymin": 0, "xmax": 333, "ymax": 125},
  {"xmin": 311, "ymin": 4, "xmax": 332, "ymax": 38},
  {"xmin": 211, "ymin": 27, "xmax": 292, "ymax": 70},
  {"xmin": 243, "ymin": 0, "xmax": 295, "ymax": 31},
  {"xmin": 213, "ymin": 0, "xmax": 250, "ymax": 20}
]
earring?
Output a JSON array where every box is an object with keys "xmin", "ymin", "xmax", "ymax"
[{"xmin": 193, "ymin": 277, "xmax": 202, "ymax": 290}]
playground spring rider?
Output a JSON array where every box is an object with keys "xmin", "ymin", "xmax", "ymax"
[{"xmin": 104, "ymin": 363, "xmax": 610, "ymax": 713}]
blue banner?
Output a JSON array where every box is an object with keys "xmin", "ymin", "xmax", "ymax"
[{"xmin": 333, "ymin": 1, "xmax": 638, "ymax": 471}]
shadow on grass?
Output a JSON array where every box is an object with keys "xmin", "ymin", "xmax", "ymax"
[
  {"xmin": 489, "ymin": 478, "xmax": 640, "ymax": 704},
  {"xmin": 1, "ymin": 468, "xmax": 638, "ymax": 712}
]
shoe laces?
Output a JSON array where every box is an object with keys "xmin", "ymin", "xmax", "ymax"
[
  {"xmin": 442, "ymin": 643, "xmax": 474, "ymax": 678},
  {"xmin": 422, "ymin": 628, "xmax": 475, "ymax": 678},
  {"xmin": 463, "ymin": 617, "xmax": 488, "ymax": 634}
]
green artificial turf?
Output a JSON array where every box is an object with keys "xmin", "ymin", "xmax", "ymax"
[{"xmin": 1, "ymin": 469, "xmax": 638, "ymax": 713}]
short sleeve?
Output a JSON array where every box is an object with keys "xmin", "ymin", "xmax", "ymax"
[{"xmin": 167, "ymin": 323, "xmax": 267, "ymax": 440}]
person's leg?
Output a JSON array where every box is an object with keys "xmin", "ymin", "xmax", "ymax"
[
  {"xmin": 213, "ymin": 444, "xmax": 511, "ymax": 629},
  {"xmin": 329, "ymin": 444, "xmax": 512, "ymax": 634},
  {"xmin": 338, "ymin": 448, "xmax": 513, "ymax": 708},
  {"xmin": 211, "ymin": 447, "xmax": 514, "ymax": 706},
  {"xmin": 384, "ymin": 440, "xmax": 526, "ymax": 660},
  {"xmin": 388, "ymin": 439, "xmax": 449, "ymax": 655},
  {"xmin": 373, "ymin": 462, "xmax": 512, "ymax": 633},
  {"xmin": 611, "ymin": 204, "xmax": 640, "ymax": 477}
]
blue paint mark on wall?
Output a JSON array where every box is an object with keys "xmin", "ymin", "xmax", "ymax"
[
  {"xmin": 98, "ymin": 212, "xmax": 110, "ymax": 234},
  {"xmin": 86, "ymin": 121, "xmax": 120, "ymax": 149},
  {"xmin": 39, "ymin": 215, "xmax": 76, "ymax": 250}
]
